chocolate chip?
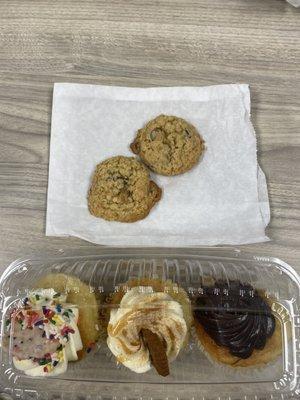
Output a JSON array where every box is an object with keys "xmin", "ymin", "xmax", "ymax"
[{"xmin": 185, "ymin": 129, "xmax": 191, "ymax": 138}]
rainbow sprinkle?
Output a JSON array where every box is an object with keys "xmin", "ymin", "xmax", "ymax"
[{"xmin": 7, "ymin": 289, "xmax": 81, "ymax": 375}]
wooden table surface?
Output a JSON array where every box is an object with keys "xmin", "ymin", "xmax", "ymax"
[{"xmin": 0, "ymin": 0, "xmax": 299, "ymax": 274}]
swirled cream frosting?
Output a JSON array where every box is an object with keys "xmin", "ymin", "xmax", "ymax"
[{"xmin": 107, "ymin": 286, "xmax": 187, "ymax": 373}]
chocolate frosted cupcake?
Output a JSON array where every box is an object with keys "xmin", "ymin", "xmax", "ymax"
[{"xmin": 193, "ymin": 280, "xmax": 282, "ymax": 367}]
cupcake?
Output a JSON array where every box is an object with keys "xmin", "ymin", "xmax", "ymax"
[
  {"xmin": 5, "ymin": 288, "xmax": 83, "ymax": 376},
  {"xmin": 106, "ymin": 278, "xmax": 192, "ymax": 376},
  {"xmin": 193, "ymin": 280, "xmax": 283, "ymax": 367},
  {"xmin": 4, "ymin": 274, "xmax": 101, "ymax": 377},
  {"xmin": 36, "ymin": 273, "xmax": 102, "ymax": 354}
]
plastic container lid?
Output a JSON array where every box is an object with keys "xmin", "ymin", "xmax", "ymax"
[{"xmin": 0, "ymin": 248, "xmax": 299, "ymax": 400}]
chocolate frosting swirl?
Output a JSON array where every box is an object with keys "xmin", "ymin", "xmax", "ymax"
[{"xmin": 194, "ymin": 281, "xmax": 275, "ymax": 359}]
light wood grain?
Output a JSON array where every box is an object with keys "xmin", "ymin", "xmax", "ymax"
[{"xmin": 0, "ymin": 1, "xmax": 299, "ymax": 272}]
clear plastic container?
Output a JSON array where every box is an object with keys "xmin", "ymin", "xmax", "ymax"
[{"xmin": 0, "ymin": 248, "xmax": 299, "ymax": 400}]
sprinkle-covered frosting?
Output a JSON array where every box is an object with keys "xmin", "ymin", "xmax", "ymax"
[
  {"xmin": 193, "ymin": 281, "xmax": 275, "ymax": 359},
  {"xmin": 6, "ymin": 289, "xmax": 83, "ymax": 376}
]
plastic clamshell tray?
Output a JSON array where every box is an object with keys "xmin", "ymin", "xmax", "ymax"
[{"xmin": 0, "ymin": 248, "xmax": 299, "ymax": 400}]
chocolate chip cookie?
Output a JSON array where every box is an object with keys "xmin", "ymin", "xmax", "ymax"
[
  {"xmin": 88, "ymin": 156, "xmax": 162, "ymax": 223},
  {"xmin": 130, "ymin": 115, "xmax": 205, "ymax": 176}
]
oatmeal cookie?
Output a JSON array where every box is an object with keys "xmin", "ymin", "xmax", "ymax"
[
  {"xmin": 130, "ymin": 114, "xmax": 205, "ymax": 176},
  {"xmin": 88, "ymin": 156, "xmax": 161, "ymax": 222}
]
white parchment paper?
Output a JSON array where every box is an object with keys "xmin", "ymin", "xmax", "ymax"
[
  {"xmin": 46, "ymin": 83, "xmax": 270, "ymax": 246},
  {"xmin": 287, "ymin": 0, "xmax": 300, "ymax": 7}
]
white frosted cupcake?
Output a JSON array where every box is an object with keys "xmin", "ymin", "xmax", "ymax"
[
  {"xmin": 106, "ymin": 278, "xmax": 192, "ymax": 376},
  {"xmin": 5, "ymin": 273, "xmax": 101, "ymax": 377},
  {"xmin": 6, "ymin": 288, "xmax": 83, "ymax": 376}
]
